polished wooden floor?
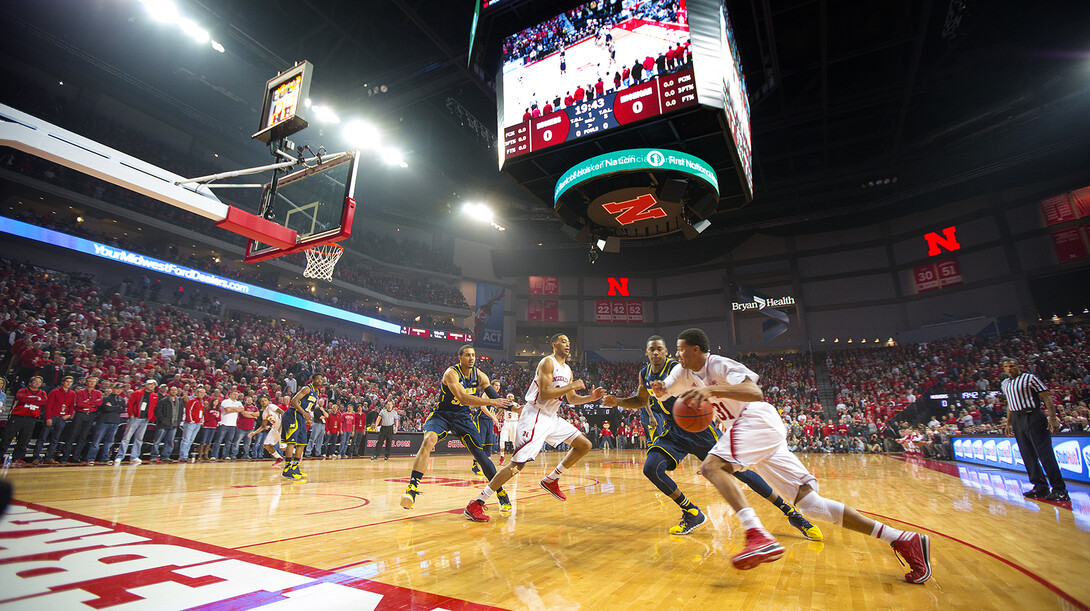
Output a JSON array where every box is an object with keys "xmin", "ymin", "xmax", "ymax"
[{"xmin": 4, "ymin": 450, "xmax": 1089, "ymax": 610}]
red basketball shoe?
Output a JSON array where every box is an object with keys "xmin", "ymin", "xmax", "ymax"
[
  {"xmin": 464, "ymin": 500, "xmax": 490, "ymax": 522},
  {"xmin": 732, "ymin": 529, "xmax": 785, "ymax": 570},
  {"xmin": 540, "ymin": 478, "xmax": 566, "ymax": 501},
  {"xmin": 891, "ymin": 532, "xmax": 932, "ymax": 583}
]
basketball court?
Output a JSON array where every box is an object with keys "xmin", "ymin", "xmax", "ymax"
[{"xmin": 4, "ymin": 451, "xmax": 1088, "ymax": 609}]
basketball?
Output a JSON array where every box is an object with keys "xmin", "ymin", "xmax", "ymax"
[{"xmin": 672, "ymin": 396, "xmax": 715, "ymax": 432}]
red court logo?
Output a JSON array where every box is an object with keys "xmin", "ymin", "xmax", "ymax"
[{"xmin": 602, "ymin": 194, "xmax": 667, "ymax": 226}]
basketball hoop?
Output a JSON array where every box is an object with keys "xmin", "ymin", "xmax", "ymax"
[{"xmin": 302, "ymin": 243, "xmax": 343, "ymax": 281}]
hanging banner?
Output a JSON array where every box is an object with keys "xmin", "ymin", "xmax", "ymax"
[
  {"xmin": 543, "ymin": 300, "xmax": 559, "ymax": 321},
  {"xmin": 473, "ymin": 283, "xmax": 505, "ymax": 350},
  {"xmin": 543, "ymin": 276, "xmax": 559, "ymax": 295}
]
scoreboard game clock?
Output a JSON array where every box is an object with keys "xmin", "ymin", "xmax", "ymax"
[{"xmin": 253, "ymin": 61, "xmax": 314, "ymax": 144}]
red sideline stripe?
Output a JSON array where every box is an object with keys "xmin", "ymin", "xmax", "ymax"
[{"xmin": 863, "ymin": 510, "xmax": 1088, "ymax": 610}]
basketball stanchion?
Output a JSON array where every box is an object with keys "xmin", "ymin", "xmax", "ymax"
[{"xmin": 302, "ymin": 243, "xmax": 343, "ymax": 281}]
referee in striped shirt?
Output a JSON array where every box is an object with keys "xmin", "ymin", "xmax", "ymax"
[{"xmin": 1000, "ymin": 358, "xmax": 1068, "ymax": 502}]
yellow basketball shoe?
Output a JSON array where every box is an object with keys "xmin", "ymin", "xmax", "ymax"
[
  {"xmin": 401, "ymin": 482, "xmax": 421, "ymax": 509},
  {"xmin": 786, "ymin": 507, "xmax": 823, "ymax": 541}
]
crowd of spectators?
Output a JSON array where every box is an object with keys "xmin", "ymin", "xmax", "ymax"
[{"xmin": 0, "ymin": 259, "xmax": 515, "ymax": 464}]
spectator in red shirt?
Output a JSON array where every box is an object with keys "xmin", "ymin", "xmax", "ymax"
[
  {"xmin": 35, "ymin": 375, "xmax": 75, "ymax": 464},
  {"xmin": 237, "ymin": 396, "xmax": 261, "ymax": 459},
  {"xmin": 594, "ymin": 78, "xmax": 605, "ymax": 96},
  {"xmin": 1, "ymin": 376, "xmax": 48, "ymax": 466},
  {"xmin": 542, "ymin": 102, "xmax": 553, "ymax": 115},
  {"xmin": 342, "ymin": 406, "xmax": 356, "ymax": 457},
  {"xmin": 64, "ymin": 376, "xmax": 103, "ymax": 463},
  {"xmin": 197, "ymin": 392, "xmax": 221, "ymax": 461},
  {"xmin": 350, "ymin": 406, "xmax": 367, "ymax": 457},
  {"xmin": 325, "ymin": 404, "xmax": 343, "ymax": 458},
  {"xmin": 179, "ymin": 386, "xmax": 206, "ymax": 462},
  {"xmin": 115, "ymin": 378, "xmax": 159, "ymax": 465},
  {"xmin": 822, "ymin": 419, "xmax": 836, "ymax": 440},
  {"xmin": 836, "ymin": 422, "xmax": 850, "ymax": 440}
]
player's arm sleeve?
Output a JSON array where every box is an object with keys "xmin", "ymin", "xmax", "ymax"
[
  {"xmin": 661, "ymin": 365, "xmax": 688, "ymax": 397},
  {"xmin": 483, "ymin": 385, "xmax": 501, "ymax": 399}
]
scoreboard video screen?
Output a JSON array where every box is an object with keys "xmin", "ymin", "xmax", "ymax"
[{"xmin": 498, "ymin": 0, "xmax": 697, "ymax": 165}]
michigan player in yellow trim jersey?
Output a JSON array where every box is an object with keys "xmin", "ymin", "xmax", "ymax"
[
  {"xmin": 400, "ymin": 345, "xmax": 514, "ymax": 511},
  {"xmin": 283, "ymin": 373, "xmax": 322, "ymax": 480},
  {"xmin": 604, "ymin": 335, "xmax": 822, "ymax": 539}
]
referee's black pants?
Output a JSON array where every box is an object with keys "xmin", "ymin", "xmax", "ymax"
[
  {"xmin": 374, "ymin": 425, "xmax": 394, "ymax": 458},
  {"xmin": 1011, "ymin": 410, "xmax": 1066, "ymax": 492}
]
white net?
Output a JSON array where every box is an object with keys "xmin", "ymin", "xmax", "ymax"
[{"xmin": 302, "ymin": 243, "xmax": 343, "ymax": 281}]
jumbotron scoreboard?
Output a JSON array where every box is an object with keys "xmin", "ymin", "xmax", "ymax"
[
  {"xmin": 492, "ymin": 0, "xmax": 753, "ymax": 249},
  {"xmin": 502, "ymin": 68, "xmax": 699, "ymax": 157}
]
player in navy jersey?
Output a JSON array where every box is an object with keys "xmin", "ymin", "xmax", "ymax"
[
  {"xmin": 604, "ymin": 336, "xmax": 822, "ymax": 538},
  {"xmin": 401, "ymin": 345, "xmax": 514, "ymax": 511},
  {"xmin": 283, "ymin": 373, "xmax": 321, "ymax": 480}
]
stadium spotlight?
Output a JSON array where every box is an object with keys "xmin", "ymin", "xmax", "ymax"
[
  {"xmin": 310, "ymin": 105, "xmax": 340, "ymax": 124},
  {"xmin": 211, "ymin": 40, "xmax": 225, "ymax": 53},
  {"xmin": 462, "ymin": 202, "xmax": 494, "ymax": 223},
  {"xmin": 380, "ymin": 146, "xmax": 406, "ymax": 167},
  {"xmin": 178, "ymin": 18, "xmax": 209, "ymax": 44},
  {"xmin": 143, "ymin": 0, "xmax": 179, "ymax": 23},
  {"xmin": 342, "ymin": 120, "xmax": 380, "ymax": 149}
]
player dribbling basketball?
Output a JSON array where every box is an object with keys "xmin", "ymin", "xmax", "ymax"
[
  {"xmin": 604, "ymin": 335, "xmax": 821, "ymax": 539},
  {"xmin": 653, "ymin": 328, "xmax": 932, "ymax": 582}
]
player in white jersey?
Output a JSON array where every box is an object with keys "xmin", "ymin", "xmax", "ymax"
[
  {"xmin": 247, "ymin": 395, "xmax": 286, "ymax": 468},
  {"xmin": 498, "ymin": 393, "xmax": 519, "ymax": 465},
  {"xmin": 653, "ymin": 328, "xmax": 932, "ymax": 583},
  {"xmin": 465, "ymin": 333, "xmax": 605, "ymax": 522}
]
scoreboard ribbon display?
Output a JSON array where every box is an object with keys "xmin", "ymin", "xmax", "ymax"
[
  {"xmin": 554, "ymin": 148, "xmax": 718, "ymax": 204},
  {"xmin": 505, "ymin": 68, "xmax": 698, "ymax": 159}
]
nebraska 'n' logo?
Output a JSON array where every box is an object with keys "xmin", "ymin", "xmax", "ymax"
[
  {"xmin": 924, "ymin": 226, "xmax": 960, "ymax": 256},
  {"xmin": 602, "ymin": 194, "xmax": 667, "ymax": 226}
]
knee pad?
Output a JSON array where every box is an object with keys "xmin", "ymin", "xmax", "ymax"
[{"xmin": 796, "ymin": 493, "xmax": 845, "ymax": 526}]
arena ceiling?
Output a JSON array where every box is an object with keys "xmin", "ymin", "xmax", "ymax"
[{"xmin": 3, "ymin": 0, "xmax": 1090, "ymax": 265}]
